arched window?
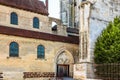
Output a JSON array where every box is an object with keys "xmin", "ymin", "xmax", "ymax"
[
  {"xmin": 9, "ymin": 42, "xmax": 19, "ymax": 57},
  {"xmin": 33, "ymin": 17, "xmax": 39, "ymax": 29},
  {"xmin": 10, "ymin": 12, "xmax": 18, "ymax": 25},
  {"xmin": 37, "ymin": 45, "xmax": 45, "ymax": 59}
]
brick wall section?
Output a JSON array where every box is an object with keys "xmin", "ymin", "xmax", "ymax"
[{"xmin": 23, "ymin": 72, "xmax": 55, "ymax": 78}]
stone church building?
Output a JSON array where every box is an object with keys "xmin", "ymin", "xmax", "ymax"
[
  {"xmin": 0, "ymin": 0, "xmax": 79, "ymax": 79},
  {"xmin": 0, "ymin": 0, "xmax": 120, "ymax": 80}
]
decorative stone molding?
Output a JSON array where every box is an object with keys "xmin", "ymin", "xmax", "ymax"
[
  {"xmin": 80, "ymin": 0, "xmax": 96, "ymax": 7},
  {"xmin": 55, "ymin": 48, "xmax": 74, "ymax": 64},
  {"xmin": 79, "ymin": 0, "xmax": 92, "ymax": 62},
  {"xmin": 57, "ymin": 51, "xmax": 70, "ymax": 64}
]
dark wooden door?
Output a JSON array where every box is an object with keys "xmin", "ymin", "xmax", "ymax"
[{"xmin": 57, "ymin": 64, "xmax": 69, "ymax": 77}]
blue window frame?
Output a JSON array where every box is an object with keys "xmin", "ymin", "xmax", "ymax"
[
  {"xmin": 10, "ymin": 12, "xmax": 18, "ymax": 25},
  {"xmin": 9, "ymin": 42, "xmax": 19, "ymax": 57},
  {"xmin": 37, "ymin": 45, "xmax": 45, "ymax": 59},
  {"xmin": 33, "ymin": 17, "xmax": 39, "ymax": 29}
]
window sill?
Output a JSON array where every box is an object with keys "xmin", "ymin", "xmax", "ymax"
[
  {"xmin": 35, "ymin": 58, "xmax": 47, "ymax": 61},
  {"xmin": 7, "ymin": 57, "xmax": 21, "ymax": 59}
]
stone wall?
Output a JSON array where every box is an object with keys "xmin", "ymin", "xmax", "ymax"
[
  {"xmin": 0, "ymin": 34, "xmax": 78, "ymax": 79},
  {"xmin": 74, "ymin": 0, "xmax": 120, "ymax": 79},
  {"xmin": 1, "ymin": 72, "xmax": 55, "ymax": 80},
  {"xmin": 87, "ymin": 0, "xmax": 120, "ymax": 79},
  {"xmin": 49, "ymin": 17, "xmax": 67, "ymax": 36},
  {"xmin": 90, "ymin": 0, "xmax": 120, "ymax": 62},
  {"xmin": 0, "ymin": 4, "xmax": 67, "ymax": 36}
]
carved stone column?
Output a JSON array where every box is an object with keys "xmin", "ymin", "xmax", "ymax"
[
  {"xmin": 74, "ymin": 1, "xmax": 96, "ymax": 80},
  {"xmin": 79, "ymin": 0, "xmax": 93, "ymax": 62}
]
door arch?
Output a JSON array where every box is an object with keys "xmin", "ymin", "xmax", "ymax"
[{"xmin": 55, "ymin": 48, "xmax": 74, "ymax": 77}]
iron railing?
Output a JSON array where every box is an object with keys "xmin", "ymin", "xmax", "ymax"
[{"xmin": 95, "ymin": 63, "xmax": 120, "ymax": 80}]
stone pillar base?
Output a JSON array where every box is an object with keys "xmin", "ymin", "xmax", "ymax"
[
  {"xmin": 73, "ymin": 63, "xmax": 101, "ymax": 80},
  {"xmin": 73, "ymin": 63, "xmax": 87, "ymax": 80}
]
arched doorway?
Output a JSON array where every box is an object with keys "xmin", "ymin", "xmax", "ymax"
[{"xmin": 55, "ymin": 49, "xmax": 74, "ymax": 77}]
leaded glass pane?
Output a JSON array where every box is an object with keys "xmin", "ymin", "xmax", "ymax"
[
  {"xmin": 37, "ymin": 45, "xmax": 45, "ymax": 58},
  {"xmin": 10, "ymin": 42, "xmax": 19, "ymax": 57},
  {"xmin": 33, "ymin": 17, "xmax": 39, "ymax": 29}
]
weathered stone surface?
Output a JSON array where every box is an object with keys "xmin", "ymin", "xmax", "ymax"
[
  {"xmin": 73, "ymin": 64, "xmax": 86, "ymax": 80},
  {"xmin": 3, "ymin": 72, "xmax": 23, "ymax": 80},
  {"xmin": 0, "ymin": 0, "xmax": 79, "ymax": 80},
  {"xmin": 0, "ymin": 4, "xmax": 67, "ymax": 36},
  {"xmin": 90, "ymin": 0, "xmax": 120, "ymax": 61},
  {"xmin": 0, "ymin": 34, "xmax": 78, "ymax": 79},
  {"xmin": 74, "ymin": 0, "xmax": 120, "ymax": 80}
]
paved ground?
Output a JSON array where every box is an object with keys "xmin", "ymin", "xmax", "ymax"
[
  {"xmin": 63, "ymin": 77, "xmax": 73, "ymax": 80},
  {"xmin": 55, "ymin": 77, "xmax": 73, "ymax": 80}
]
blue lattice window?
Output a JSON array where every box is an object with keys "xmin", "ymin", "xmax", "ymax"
[
  {"xmin": 9, "ymin": 42, "xmax": 19, "ymax": 57},
  {"xmin": 10, "ymin": 12, "xmax": 18, "ymax": 25},
  {"xmin": 33, "ymin": 17, "xmax": 39, "ymax": 29},
  {"xmin": 37, "ymin": 45, "xmax": 45, "ymax": 59}
]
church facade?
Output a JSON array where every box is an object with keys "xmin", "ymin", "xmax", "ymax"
[
  {"xmin": 0, "ymin": 0, "xmax": 79, "ymax": 79},
  {"xmin": 0, "ymin": 0, "xmax": 120, "ymax": 80}
]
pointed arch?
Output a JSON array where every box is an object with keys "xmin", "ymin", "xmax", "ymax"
[
  {"xmin": 55, "ymin": 48, "xmax": 74, "ymax": 64},
  {"xmin": 55, "ymin": 48, "xmax": 75, "ymax": 77}
]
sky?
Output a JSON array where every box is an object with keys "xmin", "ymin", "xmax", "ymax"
[{"xmin": 40, "ymin": 0, "xmax": 60, "ymax": 19}]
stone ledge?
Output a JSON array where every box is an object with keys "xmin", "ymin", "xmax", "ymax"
[{"xmin": 7, "ymin": 57, "xmax": 21, "ymax": 59}]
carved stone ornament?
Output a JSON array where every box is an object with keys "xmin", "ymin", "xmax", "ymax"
[
  {"xmin": 88, "ymin": 0, "xmax": 96, "ymax": 4},
  {"xmin": 57, "ymin": 52, "xmax": 70, "ymax": 64}
]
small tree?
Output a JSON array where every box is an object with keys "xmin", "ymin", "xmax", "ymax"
[{"xmin": 94, "ymin": 17, "xmax": 120, "ymax": 64}]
